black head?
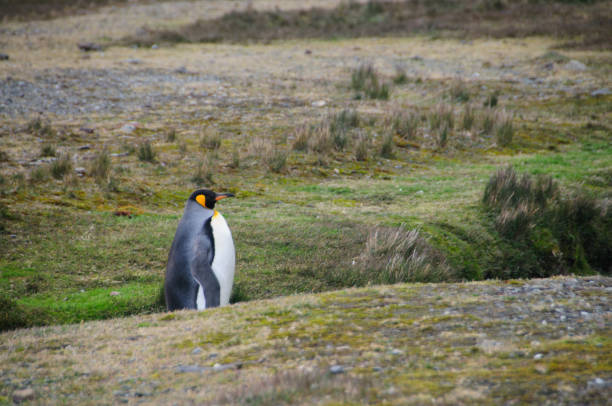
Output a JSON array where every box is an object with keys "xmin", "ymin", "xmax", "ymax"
[{"xmin": 189, "ymin": 189, "xmax": 234, "ymax": 210}]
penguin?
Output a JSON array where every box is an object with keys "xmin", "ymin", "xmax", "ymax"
[{"xmin": 164, "ymin": 189, "xmax": 235, "ymax": 311}]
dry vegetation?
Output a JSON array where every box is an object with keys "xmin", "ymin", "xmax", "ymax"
[{"xmin": 124, "ymin": 0, "xmax": 612, "ymax": 50}]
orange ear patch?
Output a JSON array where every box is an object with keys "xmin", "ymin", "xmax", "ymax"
[{"xmin": 195, "ymin": 194, "xmax": 206, "ymax": 207}]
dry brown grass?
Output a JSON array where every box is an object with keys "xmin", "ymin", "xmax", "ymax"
[{"xmin": 124, "ymin": 0, "xmax": 612, "ymax": 50}]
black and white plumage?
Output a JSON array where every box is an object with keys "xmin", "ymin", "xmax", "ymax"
[{"xmin": 164, "ymin": 189, "xmax": 235, "ymax": 311}]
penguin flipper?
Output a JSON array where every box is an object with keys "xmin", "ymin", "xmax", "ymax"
[{"xmin": 191, "ymin": 234, "xmax": 221, "ymax": 308}]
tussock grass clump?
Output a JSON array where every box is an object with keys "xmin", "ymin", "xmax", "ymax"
[
  {"xmin": 248, "ymin": 138, "xmax": 287, "ymax": 173},
  {"xmin": 356, "ymin": 226, "xmax": 452, "ymax": 284},
  {"xmin": 137, "ymin": 140, "xmax": 156, "ymax": 162},
  {"xmin": 461, "ymin": 104, "xmax": 476, "ymax": 131},
  {"xmin": 391, "ymin": 111, "xmax": 419, "ymax": 139},
  {"xmin": 483, "ymin": 166, "xmax": 558, "ymax": 214},
  {"xmin": 192, "ymin": 154, "xmax": 215, "ymax": 185},
  {"xmin": 351, "ymin": 64, "xmax": 390, "ymax": 100},
  {"xmin": 40, "ymin": 144, "xmax": 56, "ymax": 157},
  {"xmin": 330, "ymin": 109, "xmax": 359, "ymax": 134},
  {"xmin": 429, "ymin": 104, "xmax": 454, "ymax": 131},
  {"xmin": 265, "ymin": 148, "xmax": 288, "ymax": 173},
  {"xmin": 480, "ymin": 108, "xmax": 496, "ymax": 134},
  {"xmin": 495, "ymin": 111, "xmax": 514, "ymax": 147},
  {"xmin": 90, "ymin": 147, "xmax": 111, "ymax": 184},
  {"xmin": 200, "ymin": 127, "xmax": 222, "ymax": 150},
  {"xmin": 355, "ymin": 133, "xmax": 370, "ymax": 161},
  {"xmin": 27, "ymin": 118, "xmax": 55, "ymax": 137},
  {"xmin": 292, "ymin": 125, "xmax": 310, "ymax": 152},
  {"xmin": 484, "ymin": 91, "xmax": 499, "ymax": 108},
  {"xmin": 166, "ymin": 129, "xmax": 177, "ymax": 142},
  {"xmin": 29, "ymin": 166, "xmax": 48, "ymax": 183},
  {"xmin": 449, "ymin": 79, "xmax": 470, "ymax": 103},
  {"xmin": 392, "ymin": 66, "xmax": 408, "ymax": 84},
  {"xmin": 229, "ymin": 147, "xmax": 240, "ymax": 169},
  {"xmin": 380, "ymin": 133, "xmax": 394, "ymax": 158},
  {"xmin": 436, "ymin": 125, "xmax": 451, "ymax": 149},
  {"xmin": 50, "ymin": 154, "xmax": 72, "ymax": 180},
  {"xmin": 483, "ymin": 166, "xmax": 611, "ymax": 276}
]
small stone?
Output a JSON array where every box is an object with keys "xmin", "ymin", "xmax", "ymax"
[
  {"xmin": 110, "ymin": 291, "xmax": 120, "ymax": 296},
  {"xmin": 0, "ymin": 53, "xmax": 9, "ymax": 61},
  {"xmin": 329, "ymin": 365, "xmax": 345, "ymax": 374},
  {"xmin": 311, "ymin": 100, "xmax": 327, "ymax": 107},
  {"xmin": 564, "ymin": 60, "xmax": 587, "ymax": 72},
  {"xmin": 74, "ymin": 167, "xmax": 86, "ymax": 176},
  {"xmin": 191, "ymin": 347, "xmax": 202, "ymax": 355},
  {"xmin": 533, "ymin": 353, "xmax": 543, "ymax": 360},
  {"xmin": 80, "ymin": 127, "xmax": 94, "ymax": 134},
  {"xmin": 372, "ymin": 366, "xmax": 383, "ymax": 372},
  {"xmin": 591, "ymin": 88, "xmax": 610, "ymax": 97},
  {"xmin": 151, "ymin": 44, "xmax": 159, "ymax": 49},
  {"xmin": 120, "ymin": 124, "xmax": 136, "ymax": 134},
  {"xmin": 77, "ymin": 42, "xmax": 102, "ymax": 52},
  {"xmin": 125, "ymin": 58, "xmax": 141, "ymax": 65},
  {"xmin": 390, "ymin": 349, "xmax": 404, "ymax": 356},
  {"xmin": 78, "ymin": 145, "xmax": 91, "ymax": 150},
  {"xmin": 416, "ymin": 190, "xmax": 424, "ymax": 195},
  {"xmin": 174, "ymin": 66, "xmax": 188, "ymax": 74},
  {"xmin": 12, "ymin": 388, "xmax": 34, "ymax": 403},
  {"xmin": 305, "ymin": 49, "xmax": 312, "ymax": 55},
  {"xmin": 534, "ymin": 364, "xmax": 548, "ymax": 374}
]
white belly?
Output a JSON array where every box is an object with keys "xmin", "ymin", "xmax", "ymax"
[{"xmin": 210, "ymin": 211, "xmax": 235, "ymax": 306}]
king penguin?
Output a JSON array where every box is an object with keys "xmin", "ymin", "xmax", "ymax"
[{"xmin": 164, "ymin": 189, "xmax": 235, "ymax": 311}]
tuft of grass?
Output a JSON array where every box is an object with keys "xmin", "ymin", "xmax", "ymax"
[
  {"xmin": 437, "ymin": 125, "xmax": 450, "ymax": 149},
  {"xmin": 40, "ymin": 144, "xmax": 56, "ymax": 157},
  {"xmin": 355, "ymin": 133, "xmax": 370, "ymax": 161},
  {"xmin": 292, "ymin": 125, "xmax": 310, "ymax": 152},
  {"xmin": 265, "ymin": 148, "xmax": 288, "ymax": 173},
  {"xmin": 355, "ymin": 226, "xmax": 452, "ymax": 284},
  {"xmin": 380, "ymin": 132, "xmax": 394, "ymax": 158},
  {"xmin": 429, "ymin": 104, "xmax": 454, "ymax": 131},
  {"xmin": 50, "ymin": 154, "xmax": 72, "ymax": 180},
  {"xmin": 495, "ymin": 111, "xmax": 514, "ymax": 147},
  {"xmin": 137, "ymin": 140, "xmax": 156, "ymax": 162},
  {"xmin": 392, "ymin": 66, "xmax": 408, "ymax": 84},
  {"xmin": 483, "ymin": 166, "xmax": 611, "ymax": 276},
  {"xmin": 192, "ymin": 154, "xmax": 215, "ymax": 185},
  {"xmin": 461, "ymin": 104, "xmax": 476, "ymax": 131},
  {"xmin": 392, "ymin": 111, "xmax": 419, "ymax": 139},
  {"xmin": 309, "ymin": 125, "xmax": 334, "ymax": 155},
  {"xmin": 90, "ymin": 147, "xmax": 111, "ymax": 184},
  {"xmin": 27, "ymin": 117, "xmax": 55, "ymax": 137},
  {"xmin": 330, "ymin": 109, "xmax": 359, "ymax": 133},
  {"xmin": 200, "ymin": 127, "xmax": 222, "ymax": 150},
  {"xmin": 229, "ymin": 147, "xmax": 240, "ymax": 169},
  {"xmin": 449, "ymin": 79, "xmax": 470, "ymax": 103},
  {"xmin": 166, "ymin": 128, "xmax": 177, "ymax": 142},
  {"xmin": 351, "ymin": 64, "xmax": 389, "ymax": 100},
  {"xmin": 0, "ymin": 150, "xmax": 9, "ymax": 162},
  {"xmin": 484, "ymin": 91, "xmax": 499, "ymax": 108},
  {"xmin": 480, "ymin": 108, "xmax": 496, "ymax": 134},
  {"xmin": 29, "ymin": 166, "xmax": 48, "ymax": 183}
]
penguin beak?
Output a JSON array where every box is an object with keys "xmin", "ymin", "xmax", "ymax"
[{"xmin": 215, "ymin": 193, "xmax": 234, "ymax": 201}]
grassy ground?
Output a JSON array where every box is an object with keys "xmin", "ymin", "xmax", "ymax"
[
  {"xmin": 1, "ymin": 277, "xmax": 610, "ymax": 404},
  {"xmin": 1, "ymin": 0, "xmax": 611, "ymax": 332}
]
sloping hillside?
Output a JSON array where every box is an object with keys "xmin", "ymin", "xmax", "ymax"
[{"xmin": 1, "ymin": 277, "xmax": 610, "ymax": 405}]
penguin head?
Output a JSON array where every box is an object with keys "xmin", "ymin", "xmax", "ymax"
[{"xmin": 189, "ymin": 189, "xmax": 234, "ymax": 210}]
